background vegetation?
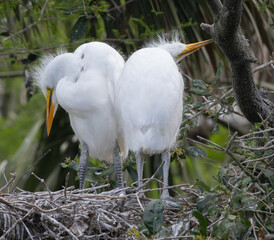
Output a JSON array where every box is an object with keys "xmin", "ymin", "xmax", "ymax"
[{"xmin": 0, "ymin": 0, "xmax": 273, "ymax": 239}]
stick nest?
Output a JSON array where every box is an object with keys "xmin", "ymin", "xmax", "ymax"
[{"xmin": 0, "ymin": 184, "xmax": 196, "ymax": 240}]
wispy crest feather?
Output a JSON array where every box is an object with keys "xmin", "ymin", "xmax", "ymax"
[
  {"xmin": 145, "ymin": 31, "xmax": 182, "ymax": 48},
  {"xmin": 32, "ymin": 49, "xmax": 67, "ymax": 88}
]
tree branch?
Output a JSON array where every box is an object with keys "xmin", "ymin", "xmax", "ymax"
[{"xmin": 202, "ymin": 0, "xmax": 274, "ymax": 127}]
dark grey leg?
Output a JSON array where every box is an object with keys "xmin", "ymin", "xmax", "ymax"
[
  {"xmin": 135, "ymin": 151, "xmax": 144, "ymax": 187},
  {"xmin": 79, "ymin": 143, "xmax": 89, "ymax": 189},
  {"xmin": 161, "ymin": 149, "xmax": 170, "ymax": 199},
  {"xmin": 113, "ymin": 141, "xmax": 123, "ymax": 188}
]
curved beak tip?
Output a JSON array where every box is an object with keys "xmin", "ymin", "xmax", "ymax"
[{"xmin": 178, "ymin": 39, "xmax": 214, "ymax": 59}]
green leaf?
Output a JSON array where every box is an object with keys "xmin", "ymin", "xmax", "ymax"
[
  {"xmin": 193, "ymin": 180, "xmax": 212, "ymax": 192},
  {"xmin": 197, "ymin": 193, "xmax": 218, "ymax": 212},
  {"xmin": 185, "ymin": 146, "xmax": 207, "ymax": 158},
  {"xmin": 192, "ymin": 210, "xmax": 207, "ymax": 237},
  {"xmin": 70, "ymin": 16, "xmax": 88, "ymax": 42},
  {"xmin": 192, "ymin": 79, "xmax": 207, "ymax": 89},
  {"xmin": 212, "ymin": 220, "xmax": 234, "ymax": 238},
  {"xmin": 189, "ymin": 88, "xmax": 210, "ymax": 96},
  {"xmin": 212, "ymin": 62, "xmax": 223, "ymax": 85},
  {"xmin": 262, "ymin": 169, "xmax": 274, "ymax": 186},
  {"xmin": 143, "ymin": 200, "xmax": 164, "ymax": 235},
  {"xmin": 137, "ymin": 221, "xmax": 150, "ymax": 237},
  {"xmin": 265, "ymin": 216, "xmax": 274, "ymax": 233},
  {"xmin": 126, "ymin": 165, "xmax": 138, "ymax": 182},
  {"xmin": 242, "ymin": 177, "xmax": 252, "ymax": 188}
]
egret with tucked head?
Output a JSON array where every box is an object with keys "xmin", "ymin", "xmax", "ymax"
[
  {"xmin": 34, "ymin": 42, "xmax": 127, "ymax": 189},
  {"xmin": 117, "ymin": 36, "xmax": 213, "ymax": 199}
]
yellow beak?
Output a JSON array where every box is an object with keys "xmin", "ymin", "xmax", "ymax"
[
  {"xmin": 46, "ymin": 88, "xmax": 55, "ymax": 136},
  {"xmin": 177, "ymin": 39, "xmax": 214, "ymax": 59}
]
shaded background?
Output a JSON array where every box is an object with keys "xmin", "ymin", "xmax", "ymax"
[{"xmin": 0, "ymin": 0, "xmax": 273, "ymax": 194}]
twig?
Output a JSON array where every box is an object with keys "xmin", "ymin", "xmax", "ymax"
[
  {"xmin": 11, "ymin": 149, "xmax": 51, "ymax": 192},
  {"xmin": 156, "ymin": 236, "xmax": 195, "ymax": 239},
  {"xmin": 42, "ymin": 214, "xmax": 79, "ymax": 240},
  {"xmin": 0, "ymin": 71, "xmax": 24, "ymax": 78},
  {"xmin": 135, "ymin": 193, "xmax": 144, "ymax": 211},
  {"xmin": 3, "ymin": 0, "xmax": 50, "ymax": 42},
  {"xmin": 31, "ymin": 172, "xmax": 53, "ymax": 200},
  {"xmin": 242, "ymin": 152, "xmax": 274, "ymax": 163},
  {"xmin": 185, "ymin": 88, "xmax": 233, "ymax": 122},
  {"xmin": 72, "ymin": 183, "xmax": 110, "ymax": 194},
  {"xmin": 0, "ymin": 173, "xmax": 16, "ymax": 192},
  {"xmin": 64, "ymin": 172, "xmax": 70, "ymax": 204},
  {"xmin": 0, "ymin": 208, "xmax": 33, "ymax": 240},
  {"xmin": 21, "ymin": 221, "xmax": 34, "ymax": 240},
  {"xmin": 207, "ymin": 216, "xmax": 225, "ymax": 229},
  {"xmin": 186, "ymin": 137, "xmax": 221, "ymax": 151},
  {"xmin": 238, "ymin": 128, "xmax": 274, "ymax": 139},
  {"xmin": 197, "ymin": 136, "xmax": 257, "ymax": 182},
  {"xmin": 250, "ymin": 218, "xmax": 258, "ymax": 240},
  {"xmin": 0, "ymin": 197, "xmax": 76, "ymax": 213},
  {"xmin": 225, "ymin": 131, "xmax": 238, "ymax": 152},
  {"xmin": 81, "ymin": 0, "xmax": 89, "ymax": 18},
  {"xmin": 253, "ymin": 58, "xmax": 274, "ymax": 73},
  {"xmin": 197, "ymin": 136, "xmax": 225, "ymax": 151}
]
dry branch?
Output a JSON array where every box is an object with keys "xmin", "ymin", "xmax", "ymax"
[{"xmin": 201, "ymin": 0, "xmax": 274, "ymax": 127}]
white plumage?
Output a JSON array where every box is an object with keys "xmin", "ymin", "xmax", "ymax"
[
  {"xmin": 118, "ymin": 48, "xmax": 183, "ymax": 153},
  {"xmin": 34, "ymin": 42, "xmax": 127, "ymax": 189},
  {"xmin": 117, "ymin": 36, "xmax": 213, "ymax": 199}
]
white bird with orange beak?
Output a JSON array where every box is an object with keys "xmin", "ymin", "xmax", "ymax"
[
  {"xmin": 34, "ymin": 42, "xmax": 127, "ymax": 189},
  {"xmin": 117, "ymin": 36, "xmax": 213, "ymax": 199}
]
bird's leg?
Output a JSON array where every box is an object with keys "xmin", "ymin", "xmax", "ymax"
[
  {"xmin": 79, "ymin": 143, "xmax": 89, "ymax": 189},
  {"xmin": 161, "ymin": 149, "xmax": 171, "ymax": 199},
  {"xmin": 135, "ymin": 151, "xmax": 144, "ymax": 188},
  {"xmin": 113, "ymin": 140, "xmax": 123, "ymax": 188}
]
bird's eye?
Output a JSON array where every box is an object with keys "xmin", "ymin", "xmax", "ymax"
[{"xmin": 46, "ymin": 86, "xmax": 51, "ymax": 91}]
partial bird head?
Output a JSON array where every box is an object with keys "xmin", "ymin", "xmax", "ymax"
[
  {"xmin": 33, "ymin": 52, "xmax": 82, "ymax": 135},
  {"xmin": 147, "ymin": 33, "xmax": 214, "ymax": 61}
]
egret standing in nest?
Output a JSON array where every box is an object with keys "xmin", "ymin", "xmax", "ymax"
[
  {"xmin": 34, "ymin": 42, "xmax": 128, "ymax": 189},
  {"xmin": 117, "ymin": 35, "xmax": 213, "ymax": 199}
]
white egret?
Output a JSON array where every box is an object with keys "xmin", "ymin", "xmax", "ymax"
[
  {"xmin": 34, "ymin": 42, "xmax": 128, "ymax": 189},
  {"xmin": 117, "ymin": 36, "xmax": 213, "ymax": 199}
]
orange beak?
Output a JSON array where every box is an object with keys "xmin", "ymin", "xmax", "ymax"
[
  {"xmin": 177, "ymin": 39, "xmax": 214, "ymax": 59},
  {"xmin": 46, "ymin": 88, "xmax": 55, "ymax": 136}
]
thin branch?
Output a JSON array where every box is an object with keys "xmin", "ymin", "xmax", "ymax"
[
  {"xmin": 0, "ymin": 71, "xmax": 24, "ymax": 78},
  {"xmin": 253, "ymin": 55, "xmax": 274, "ymax": 73},
  {"xmin": 185, "ymin": 88, "xmax": 233, "ymax": 122},
  {"xmin": 0, "ymin": 173, "xmax": 16, "ymax": 192},
  {"xmin": 31, "ymin": 172, "xmax": 53, "ymax": 200},
  {"xmin": 42, "ymin": 214, "xmax": 79, "ymax": 240},
  {"xmin": 0, "ymin": 208, "xmax": 33, "ymax": 240},
  {"xmin": 3, "ymin": 0, "xmax": 50, "ymax": 42}
]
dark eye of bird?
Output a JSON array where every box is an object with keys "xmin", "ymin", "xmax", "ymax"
[{"xmin": 46, "ymin": 86, "xmax": 51, "ymax": 91}]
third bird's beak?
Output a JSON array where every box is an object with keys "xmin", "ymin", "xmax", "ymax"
[
  {"xmin": 46, "ymin": 88, "xmax": 55, "ymax": 136},
  {"xmin": 177, "ymin": 39, "xmax": 214, "ymax": 59}
]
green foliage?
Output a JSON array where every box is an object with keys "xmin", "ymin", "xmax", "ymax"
[
  {"xmin": 70, "ymin": 17, "xmax": 88, "ymax": 42},
  {"xmin": 192, "ymin": 210, "xmax": 208, "ymax": 237},
  {"xmin": 139, "ymin": 199, "xmax": 164, "ymax": 236}
]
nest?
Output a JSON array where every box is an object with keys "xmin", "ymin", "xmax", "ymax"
[{"xmin": 0, "ymin": 180, "xmax": 198, "ymax": 240}]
